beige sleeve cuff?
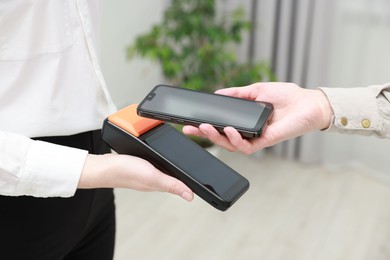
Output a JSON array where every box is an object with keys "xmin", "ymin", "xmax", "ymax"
[{"xmin": 318, "ymin": 84, "xmax": 389, "ymax": 137}]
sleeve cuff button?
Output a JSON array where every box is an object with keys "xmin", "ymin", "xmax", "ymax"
[
  {"xmin": 361, "ymin": 119, "xmax": 371, "ymax": 128},
  {"xmin": 341, "ymin": 117, "xmax": 348, "ymax": 126}
]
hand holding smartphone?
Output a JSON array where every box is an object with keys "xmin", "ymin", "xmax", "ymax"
[{"xmin": 137, "ymin": 84, "xmax": 273, "ymax": 138}]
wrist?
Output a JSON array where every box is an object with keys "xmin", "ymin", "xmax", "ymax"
[{"xmin": 78, "ymin": 154, "xmax": 110, "ymax": 189}]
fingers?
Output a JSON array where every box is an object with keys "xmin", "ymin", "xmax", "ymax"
[
  {"xmin": 215, "ymin": 85, "xmax": 259, "ymax": 100},
  {"xmin": 223, "ymin": 127, "xmax": 255, "ymax": 155},
  {"xmin": 183, "ymin": 124, "xmax": 237, "ymax": 151},
  {"xmin": 184, "ymin": 124, "xmax": 257, "ymax": 153},
  {"xmin": 198, "ymin": 124, "xmax": 238, "ymax": 152},
  {"xmin": 182, "ymin": 125, "xmax": 205, "ymax": 138},
  {"xmin": 133, "ymin": 160, "xmax": 194, "ymax": 202},
  {"xmin": 156, "ymin": 173, "xmax": 194, "ymax": 202}
]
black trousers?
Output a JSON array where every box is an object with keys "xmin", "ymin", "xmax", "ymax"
[{"xmin": 0, "ymin": 130, "xmax": 116, "ymax": 260}]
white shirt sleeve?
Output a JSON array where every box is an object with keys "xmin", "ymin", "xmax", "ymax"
[{"xmin": 0, "ymin": 131, "xmax": 88, "ymax": 197}]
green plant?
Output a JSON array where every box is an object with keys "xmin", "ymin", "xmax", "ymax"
[{"xmin": 127, "ymin": 0, "xmax": 275, "ymax": 92}]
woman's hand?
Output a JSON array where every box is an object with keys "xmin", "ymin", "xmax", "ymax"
[{"xmin": 79, "ymin": 153, "xmax": 194, "ymax": 202}]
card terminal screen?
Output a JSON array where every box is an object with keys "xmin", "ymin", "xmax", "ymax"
[{"xmin": 144, "ymin": 127, "xmax": 242, "ymax": 197}]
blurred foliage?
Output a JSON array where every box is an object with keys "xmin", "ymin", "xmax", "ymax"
[{"xmin": 127, "ymin": 0, "xmax": 275, "ymax": 93}]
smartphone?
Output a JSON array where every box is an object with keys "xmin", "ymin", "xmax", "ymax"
[
  {"xmin": 137, "ymin": 84, "xmax": 273, "ymax": 138},
  {"xmin": 102, "ymin": 104, "xmax": 250, "ymax": 211}
]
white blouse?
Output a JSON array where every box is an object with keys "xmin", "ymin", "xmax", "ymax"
[{"xmin": 0, "ymin": 0, "xmax": 116, "ymax": 197}]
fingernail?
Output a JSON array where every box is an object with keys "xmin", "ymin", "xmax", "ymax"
[{"xmin": 181, "ymin": 191, "xmax": 193, "ymax": 202}]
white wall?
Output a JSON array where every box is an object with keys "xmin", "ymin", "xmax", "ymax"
[
  {"xmin": 322, "ymin": 0, "xmax": 390, "ymax": 173},
  {"xmin": 100, "ymin": 0, "xmax": 166, "ymax": 109}
]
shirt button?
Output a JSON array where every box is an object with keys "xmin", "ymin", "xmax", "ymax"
[
  {"xmin": 361, "ymin": 119, "xmax": 371, "ymax": 128},
  {"xmin": 340, "ymin": 117, "xmax": 348, "ymax": 126}
]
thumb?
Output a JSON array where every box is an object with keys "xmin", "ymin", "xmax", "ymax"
[{"xmin": 215, "ymin": 86, "xmax": 256, "ymax": 100}]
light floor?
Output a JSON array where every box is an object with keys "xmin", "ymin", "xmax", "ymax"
[{"xmin": 113, "ymin": 149, "xmax": 390, "ymax": 260}]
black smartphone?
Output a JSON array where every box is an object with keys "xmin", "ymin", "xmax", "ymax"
[
  {"xmin": 137, "ymin": 84, "xmax": 273, "ymax": 138},
  {"xmin": 102, "ymin": 104, "xmax": 250, "ymax": 211}
]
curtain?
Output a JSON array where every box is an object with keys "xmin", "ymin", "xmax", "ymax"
[{"xmin": 235, "ymin": 0, "xmax": 336, "ymax": 162}]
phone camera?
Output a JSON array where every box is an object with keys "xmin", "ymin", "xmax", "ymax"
[{"xmin": 147, "ymin": 93, "xmax": 155, "ymax": 100}]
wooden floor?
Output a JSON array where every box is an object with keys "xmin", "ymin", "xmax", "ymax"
[{"xmin": 113, "ymin": 149, "xmax": 390, "ymax": 260}]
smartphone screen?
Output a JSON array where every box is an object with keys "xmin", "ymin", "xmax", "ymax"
[
  {"xmin": 138, "ymin": 85, "xmax": 273, "ymax": 138},
  {"xmin": 143, "ymin": 125, "xmax": 249, "ymax": 201}
]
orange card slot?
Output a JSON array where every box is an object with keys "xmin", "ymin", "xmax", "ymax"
[{"xmin": 108, "ymin": 104, "xmax": 163, "ymax": 137}]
